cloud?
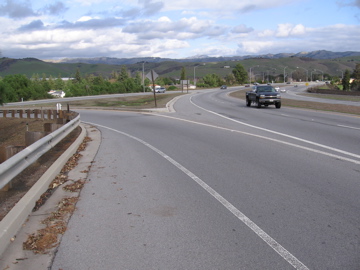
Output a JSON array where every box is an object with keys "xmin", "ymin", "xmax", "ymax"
[
  {"xmin": 43, "ymin": 1, "xmax": 68, "ymax": 16},
  {"xmin": 275, "ymin": 23, "xmax": 306, "ymax": 37},
  {"xmin": 235, "ymin": 24, "xmax": 360, "ymax": 55},
  {"xmin": 162, "ymin": 0, "xmax": 293, "ymax": 12},
  {"xmin": 56, "ymin": 17, "xmax": 126, "ymax": 29},
  {"xmin": 18, "ymin": 19, "xmax": 45, "ymax": 31},
  {"xmin": 117, "ymin": 0, "xmax": 164, "ymax": 18},
  {"xmin": 0, "ymin": 0, "xmax": 38, "ymax": 18},
  {"xmin": 232, "ymin": 24, "xmax": 254, "ymax": 34},
  {"xmin": 122, "ymin": 16, "xmax": 221, "ymax": 40},
  {"xmin": 337, "ymin": 0, "xmax": 360, "ymax": 8}
]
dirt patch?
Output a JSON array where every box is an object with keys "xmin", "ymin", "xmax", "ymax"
[{"xmin": 0, "ymin": 118, "xmax": 57, "ymax": 147}]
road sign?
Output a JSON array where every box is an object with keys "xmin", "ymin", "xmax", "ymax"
[{"xmin": 146, "ymin": 70, "xmax": 158, "ymax": 80}]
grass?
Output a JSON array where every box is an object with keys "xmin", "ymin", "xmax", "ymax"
[
  {"xmin": 299, "ymin": 93, "xmax": 360, "ymax": 102},
  {"xmin": 3, "ymin": 88, "xmax": 359, "ymax": 115},
  {"xmin": 3, "ymin": 92, "xmax": 186, "ymax": 110}
]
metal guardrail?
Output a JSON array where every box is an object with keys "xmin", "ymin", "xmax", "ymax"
[{"xmin": 0, "ymin": 114, "xmax": 80, "ymax": 189}]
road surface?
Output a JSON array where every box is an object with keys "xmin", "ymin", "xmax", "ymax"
[{"xmin": 51, "ymin": 89, "xmax": 360, "ymax": 269}]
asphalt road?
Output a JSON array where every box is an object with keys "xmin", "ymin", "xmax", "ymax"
[{"xmin": 51, "ymin": 89, "xmax": 360, "ymax": 270}]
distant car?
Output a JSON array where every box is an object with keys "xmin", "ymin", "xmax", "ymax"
[
  {"xmin": 155, "ymin": 87, "xmax": 166, "ymax": 93},
  {"xmin": 220, "ymin": 85, "xmax": 227, "ymax": 89},
  {"xmin": 274, "ymin": 86, "xmax": 280, "ymax": 92},
  {"xmin": 245, "ymin": 84, "xmax": 250, "ymax": 87},
  {"xmin": 280, "ymin": 88, "xmax": 286, "ymax": 93}
]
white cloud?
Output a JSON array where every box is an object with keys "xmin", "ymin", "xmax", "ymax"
[
  {"xmin": 0, "ymin": 0, "xmax": 359, "ymax": 59},
  {"xmin": 237, "ymin": 41, "xmax": 275, "ymax": 54},
  {"xmin": 275, "ymin": 23, "xmax": 307, "ymax": 37}
]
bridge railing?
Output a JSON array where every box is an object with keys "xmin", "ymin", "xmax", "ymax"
[{"xmin": 0, "ymin": 110, "xmax": 80, "ymax": 190}]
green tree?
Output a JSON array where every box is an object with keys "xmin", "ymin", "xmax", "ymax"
[
  {"xmin": 2, "ymin": 74, "xmax": 32, "ymax": 101},
  {"xmin": 180, "ymin": 67, "xmax": 186, "ymax": 80},
  {"xmin": 352, "ymin": 63, "xmax": 360, "ymax": 80},
  {"xmin": 118, "ymin": 66, "xmax": 129, "ymax": 82},
  {"xmin": 202, "ymin": 73, "xmax": 222, "ymax": 87},
  {"xmin": 342, "ymin": 69, "xmax": 351, "ymax": 91},
  {"xmin": 224, "ymin": 73, "xmax": 235, "ymax": 85},
  {"xmin": 75, "ymin": 68, "xmax": 82, "ymax": 83},
  {"xmin": 0, "ymin": 81, "xmax": 8, "ymax": 105},
  {"xmin": 232, "ymin": 64, "xmax": 248, "ymax": 84},
  {"xmin": 54, "ymin": 74, "xmax": 65, "ymax": 90},
  {"xmin": 350, "ymin": 63, "xmax": 360, "ymax": 91}
]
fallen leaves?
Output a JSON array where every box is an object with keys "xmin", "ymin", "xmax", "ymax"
[
  {"xmin": 23, "ymin": 197, "xmax": 79, "ymax": 254},
  {"xmin": 24, "ymin": 135, "xmax": 92, "ymax": 254},
  {"xmin": 63, "ymin": 180, "xmax": 85, "ymax": 192}
]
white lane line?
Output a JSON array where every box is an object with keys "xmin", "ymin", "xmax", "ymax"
[
  {"xmin": 189, "ymin": 96, "xmax": 360, "ymax": 161},
  {"xmin": 84, "ymin": 121, "xmax": 310, "ymax": 270},
  {"xmin": 337, "ymin": 124, "xmax": 360, "ymax": 130},
  {"xmin": 152, "ymin": 114, "xmax": 360, "ymax": 165}
]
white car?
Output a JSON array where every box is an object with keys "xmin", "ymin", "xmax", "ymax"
[
  {"xmin": 274, "ymin": 86, "xmax": 280, "ymax": 92},
  {"xmin": 155, "ymin": 87, "xmax": 166, "ymax": 93},
  {"xmin": 153, "ymin": 87, "xmax": 166, "ymax": 93}
]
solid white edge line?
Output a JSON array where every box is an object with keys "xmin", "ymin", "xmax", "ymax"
[{"xmin": 84, "ymin": 121, "xmax": 310, "ymax": 270}]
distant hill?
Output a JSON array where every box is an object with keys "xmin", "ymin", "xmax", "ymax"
[
  {"xmin": 1, "ymin": 50, "xmax": 359, "ymax": 79},
  {"xmin": 47, "ymin": 50, "xmax": 360, "ymax": 65}
]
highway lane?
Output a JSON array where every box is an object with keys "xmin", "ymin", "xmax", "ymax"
[
  {"xmin": 52, "ymin": 91, "xmax": 360, "ymax": 269},
  {"xmin": 188, "ymin": 89, "xmax": 360, "ymax": 158}
]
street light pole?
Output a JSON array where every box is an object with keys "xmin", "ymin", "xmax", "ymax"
[
  {"xmin": 337, "ymin": 69, "xmax": 344, "ymax": 80},
  {"xmin": 297, "ymin": 66, "xmax": 309, "ymax": 82},
  {"xmin": 314, "ymin": 69, "xmax": 324, "ymax": 81},
  {"xmin": 194, "ymin": 66, "xmax": 197, "ymax": 87},
  {"xmin": 142, "ymin": 62, "xmax": 145, "ymax": 92},
  {"xmin": 283, "ymin": 66, "xmax": 288, "ymax": 83},
  {"xmin": 249, "ymin": 65, "xmax": 258, "ymax": 84}
]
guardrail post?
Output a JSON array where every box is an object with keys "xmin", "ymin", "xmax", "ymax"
[
  {"xmin": 19, "ymin": 110, "xmax": 23, "ymax": 118},
  {"xmin": 44, "ymin": 123, "xmax": 63, "ymax": 133},
  {"xmin": 34, "ymin": 109, "xmax": 39, "ymax": 119},
  {"xmin": 11, "ymin": 110, "xmax": 15, "ymax": 117},
  {"xmin": 0, "ymin": 145, "xmax": 26, "ymax": 191},
  {"xmin": 26, "ymin": 110, "xmax": 31, "ymax": 119},
  {"xmin": 25, "ymin": 131, "xmax": 46, "ymax": 147},
  {"xmin": 3, "ymin": 110, "xmax": 7, "ymax": 118},
  {"xmin": 47, "ymin": 110, "xmax": 52, "ymax": 120}
]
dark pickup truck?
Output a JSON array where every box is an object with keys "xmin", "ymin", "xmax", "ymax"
[{"xmin": 246, "ymin": 85, "xmax": 281, "ymax": 108}]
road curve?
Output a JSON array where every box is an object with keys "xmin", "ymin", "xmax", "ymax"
[{"xmin": 50, "ymin": 90, "xmax": 360, "ymax": 270}]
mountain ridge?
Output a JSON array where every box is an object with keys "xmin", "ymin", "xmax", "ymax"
[{"xmin": 44, "ymin": 50, "xmax": 360, "ymax": 65}]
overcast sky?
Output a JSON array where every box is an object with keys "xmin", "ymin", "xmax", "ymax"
[{"xmin": 0, "ymin": 0, "xmax": 359, "ymax": 60}]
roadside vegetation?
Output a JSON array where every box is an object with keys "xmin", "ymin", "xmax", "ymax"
[{"xmin": 1, "ymin": 61, "xmax": 359, "ymax": 110}]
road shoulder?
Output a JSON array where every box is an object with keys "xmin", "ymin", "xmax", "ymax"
[{"xmin": 0, "ymin": 123, "xmax": 101, "ymax": 270}]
